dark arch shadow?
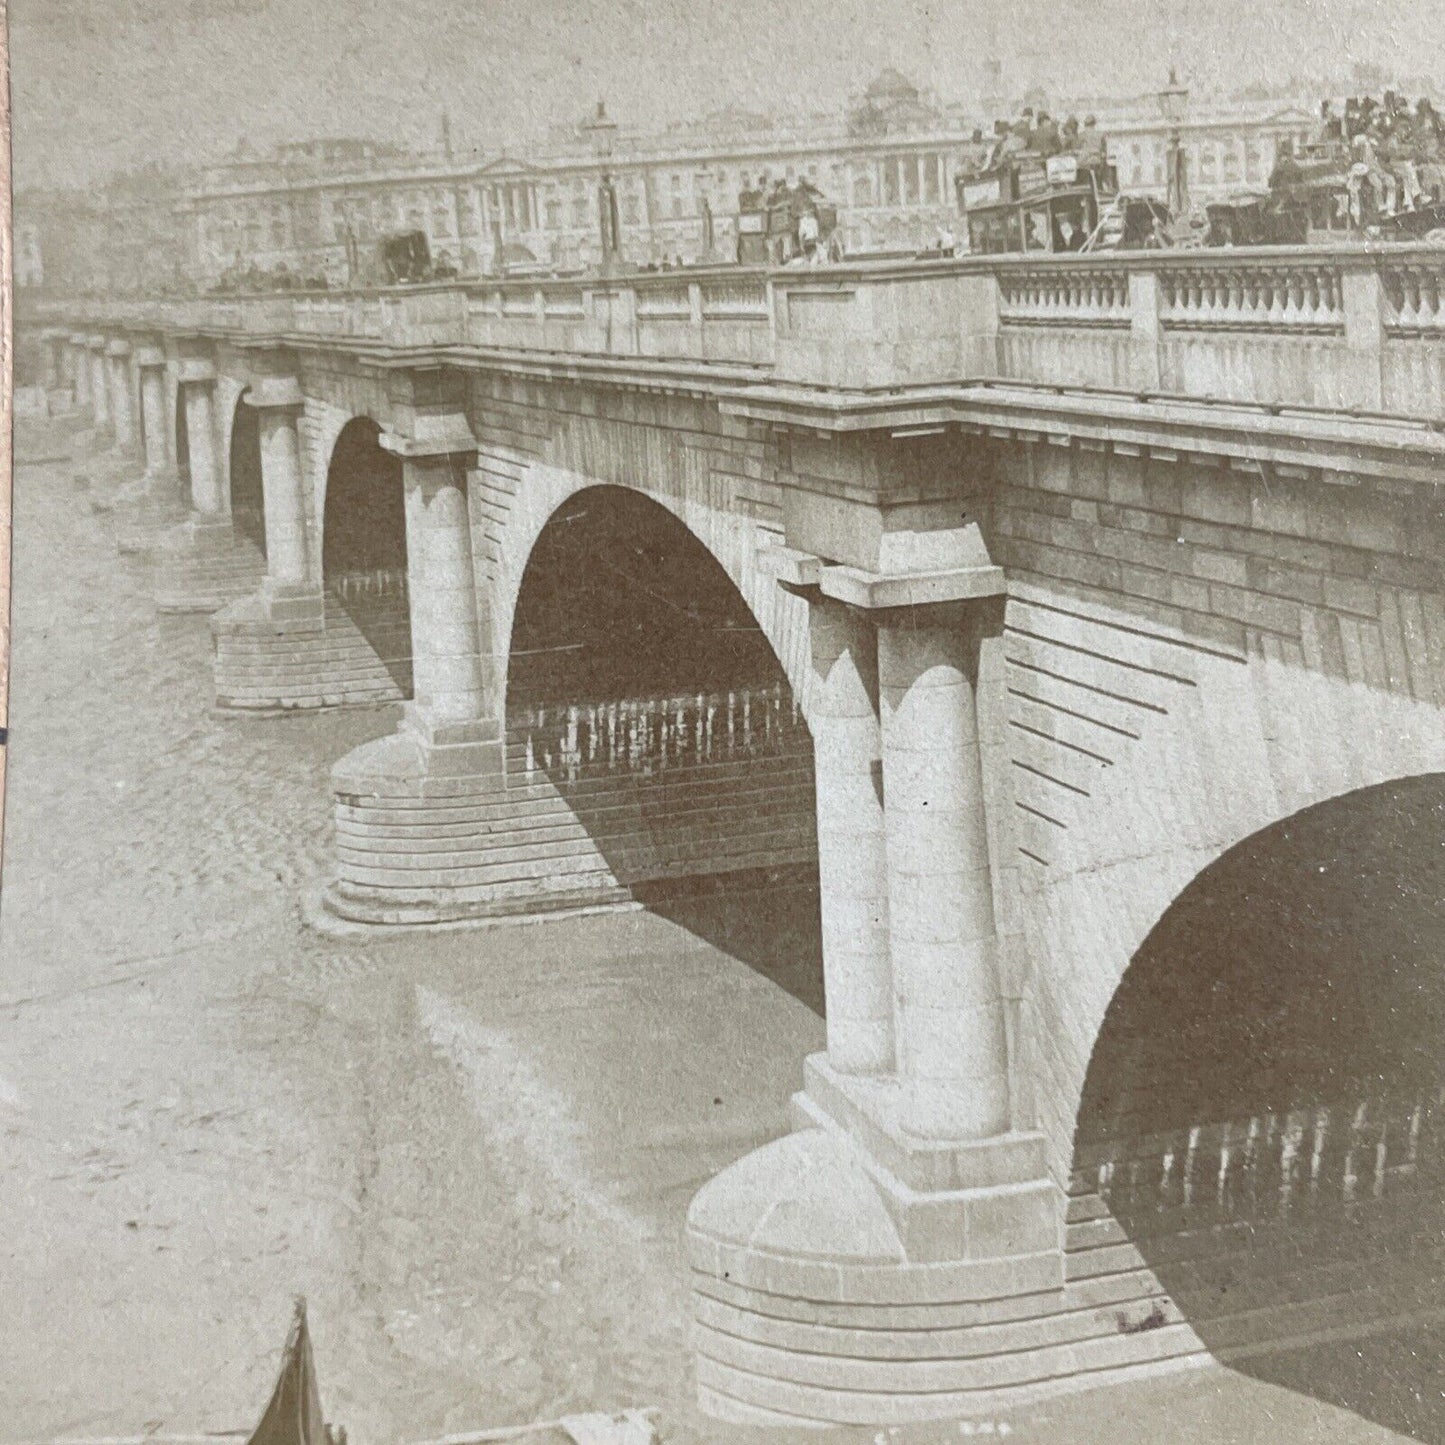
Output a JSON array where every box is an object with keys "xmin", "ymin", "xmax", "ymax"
[
  {"xmin": 228, "ymin": 389, "xmax": 265, "ymax": 556},
  {"xmin": 507, "ymin": 485, "xmax": 822, "ymax": 1013},
  {"xmin": 1074, "ymin": 774, "xmax": 1445, "ymax": 1443},
  {"xmin": 174, "ymin": 387, "xmax": 191, "ymax": 495},
  {"xmin": 321, "ymin": 417, "xmax": 412, "ymax": 698}
]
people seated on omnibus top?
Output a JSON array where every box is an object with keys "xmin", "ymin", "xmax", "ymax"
[
  {"xmin": 1077, "ymin": 116, "xmax": 1107, "ymax": 167},
  {"xmin": 1268, "ymin": 137, "xmax": 1305, "ymax": 195},
  {"xmin": 957, "ymin": 128, "xmax": 991, "ymax": 180},
  {"xmin": 1032, "ymin": 112, "xmax": 1061, "ymax": 158}
]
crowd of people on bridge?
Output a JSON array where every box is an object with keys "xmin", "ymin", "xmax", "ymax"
[
  {"xmin": 1288, "ymin": 92, "xmax": 1445, "ymax": 224},
  {"xmin": 954, "ymin": 108, "xmax": 1110, "ymax": 183}
]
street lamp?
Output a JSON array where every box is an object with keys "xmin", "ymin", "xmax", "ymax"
[
  {"xmin": 582, "ymin": 99, "xmax": 622, "ymax": 275},
  {"xmin": 1158, "ymin": 66, "xmax": 1190, "ymax": 215}
]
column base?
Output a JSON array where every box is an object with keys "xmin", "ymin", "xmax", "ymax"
[
  {"xmin": 153, "ymin": 515, "xmax": 266, "ymax": 613},
  {"xmin": 325, "ymin": 714, "xmax": 627, "ymax": 926},
  {"xmin": 211, "ymin": 585, "xmax": 409, "ymax": 713},
  {"xmin": 687, "ymin": 1055, "xmax": 1209, "ymax": 1426}
]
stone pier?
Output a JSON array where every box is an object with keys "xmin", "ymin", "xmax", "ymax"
[
  {"xmin": 153, "ymin": 356, "xmax": 265, "ymax": 612},
  {"xmin": 210, "ymin": 363, "xmax": 331, "ymax": 710},
  {"xmin": 326, "ymin": 411, "xmax": 515, "ymax": 924},
  {"xmin": 100, "ymin": 341, "xmax": 183, "ymax": 555},
  {"xmin": 687, "ymin": 532, "xmax": 1066, "ymax": 1426}
]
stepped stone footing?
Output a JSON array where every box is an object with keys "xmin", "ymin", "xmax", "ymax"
[
  {"xmin": 105, "ymin": 468, "xmax": 188, "ymax": 554},
  {"xmin": 688, "ymin": 1056, "xmax": 1207, "ymax": 1427},
  {"xmin": 324, "ymin": 718, "xmax": 599, "ymax": 926},
  {"xmin": 324, "ymin": 712, "xmax": 818, "ymax": 927},
  {"xmin": 211, "ymin": 589, "xmax": 410, "ymax": 712},
  {"xmin": 153, "ymin": 517, "xmax": 266, "ymax": 613},
  {"xmin": 694, "ymin": 1059, "xmax": 1445, "ymax": 1426}
]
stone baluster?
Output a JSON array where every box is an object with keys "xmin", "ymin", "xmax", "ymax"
[{"xmin": 1266, "ymin": 272, "xmax": 1287, "ymax": 326}]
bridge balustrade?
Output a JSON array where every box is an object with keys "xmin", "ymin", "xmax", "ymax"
[{"xmin": 25, "ymin": 244, "xmax": 1445, "ymax": 420}]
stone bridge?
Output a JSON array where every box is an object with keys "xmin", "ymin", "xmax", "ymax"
[{"xmin": 21, "ymin": 244, "xmax": 1445, "ymax": 1426}]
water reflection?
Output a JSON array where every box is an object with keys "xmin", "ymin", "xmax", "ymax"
[
  {"xmin": 1076, "ymin": 775, "xmax": 1445, "ymax": 1443},
  {"xmin": 328, "ymin": 566, "xmax": 410, "ymax": 607},
  {"xmin": 1084, "ymin": 1085, "xmax": 1443, "ymax": 1229},
  {"xmin": 515, "ymin": 682, "xmax": 803, "ymax": 783}
]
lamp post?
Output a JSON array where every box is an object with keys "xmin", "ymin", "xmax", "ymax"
[
  {"xmin": 1158, "ymin": 66, "xmax": 1190, "ymax": 215},
  {"xmin": 582, "ymin": 100, "xmax": 622, "ymax": 276}
]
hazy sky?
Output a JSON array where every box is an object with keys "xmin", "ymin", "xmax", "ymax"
[{"xmin": 10, "ymin": 0, "xmax": 1436, "ymax": 190}]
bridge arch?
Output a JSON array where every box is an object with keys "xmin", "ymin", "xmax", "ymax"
[
  {"xmin": 489, "ymin": 463, "xmax": 815, "ymax": 725},
  {"xmin": 320, "ymin": 414, "xmax": 412, "ymax": 698},
  {"xmin": 499, "ymin": 480, "xmax": 822, "ymax": 975},
  {"xmin": 998, "ymin": 584, "xmax": 1445, "ymax": 1184},
  {"xmin": 173, "ymin": 383, "xmax": 190, "ymax": 491},
  {"xmin": 1071, "ymin": 771, "xmax": 1445, "ymax": 1440},
  {"xmin": 226, "ymin": 387, "xmax": 265, "ymax": 555}
]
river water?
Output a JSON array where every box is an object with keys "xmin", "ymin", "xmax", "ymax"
[
  {"xmin": 0, "ymin": 447, "xmax": 826, "ymax": 1443},
  {"xmin": 0, "ymin": 437, "xmax": 1436, "ymax": 1445}
]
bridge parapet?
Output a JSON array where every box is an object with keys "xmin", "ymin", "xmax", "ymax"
[{"xmin": 23, "ymin": 244, "xmax": 1445, "ymax": 420}]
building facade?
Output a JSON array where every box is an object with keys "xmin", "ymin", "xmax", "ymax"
[{"xmin": 21, "ymin": 73, "xmax": 1324, "ymax": 292}]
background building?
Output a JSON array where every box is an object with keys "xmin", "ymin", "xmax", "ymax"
[{"xmin": 15, "ymin": 72, "xmax": 1335, "ymax": 290}]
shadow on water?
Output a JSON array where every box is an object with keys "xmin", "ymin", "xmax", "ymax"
[
  {"xmin": 507, "ymin": 486, "xmax": 824, "ymax": 1007},
  {"xmin": 634, "ymin": 868, "xmax": 826, "ymax": 1016},
  {"xmin": 228, "ymin": 388, "xmax": 266, "ymax": 556},
  {"xmin": 1077, "ymin": 774, "xmax": 1445, "ymax": 1443}
]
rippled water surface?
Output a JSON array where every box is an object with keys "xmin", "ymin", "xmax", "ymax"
[
  {"xmin": 0, "ymin": 448, "xmax": 826, "ymax": 1443},
  {"xmin": 1, "ymin": 437, "xmax": 1436, "ymax": 1445}
]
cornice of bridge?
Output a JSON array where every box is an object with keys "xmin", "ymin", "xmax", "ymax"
[
  {"xmin": 26, "ymin": 257, "xmax": 1445, "ymax": 488},
  {"xmin": 40, "ymin": 314, "xmax": 1445, "ymax": 488},
  {"xmin": 715, "ymin": 380, "xmax": 1445, "ymax": 489}
]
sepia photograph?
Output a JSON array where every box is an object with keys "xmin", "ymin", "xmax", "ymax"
[{"xmin": 4, "ymin": 1, "xmax": 1444, "ymax": 1441}]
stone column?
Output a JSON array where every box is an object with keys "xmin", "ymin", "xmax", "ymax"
[
  {"xmin": 877, "ymin": 604, "xmax": 1010, "ymax": 1142},
  {"xmin": 327, "ymin": 412, "xmax": 508, "ymax": 926},
  {"xmin": 807, "ymin": 596, "xmax": 894, "ymax": 1076},
  {"xmin": 88, "ymin": 338, "xmax": 111, "ymax": 429},
  {"xmin": 249, "ymin": 377, "xmax": 311, "ymax": 592},
  {"xmin": 106, "ymin": 340, "xmax": 137, "ymax": 453},
  {"xmin": 392, "ymin": 439, "xmax": 489, "ymax": 730},
  {"xmin": 136, "ymin": 347, "xmax": 170, "ymax": 476}
]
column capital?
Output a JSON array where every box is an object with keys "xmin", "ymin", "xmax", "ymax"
[
  {"xmin": 68, "ymin": 331, "xmax": 90, "ymax": 347},
  {"xmin": 175, "ymin": 358, "xmax": 217, "ymax": 385},
  {"xmin": 86, "ymin": 333, "xmax": 107, "ymax": 351},
  {"xmin": 134, "ymin": 343, "xmax": 167, "ymax": 369},
  {"xmin": 246, "ymin": 375, "xmax": 303, "ymax": 409},
  {"xmin": 105, "ymin": 338, "xmax": 133, "ymax": 359},
  {"xmin": 763, "ymin": 524, "xmax": 1004, "ymax": 611},
  {"xmin": 818, "ymin": 561, "xmax": 1005, "ymax": 610},
  {"xmin": 378, "ymin": 410, "xmax": 476, "ymax": 466}
]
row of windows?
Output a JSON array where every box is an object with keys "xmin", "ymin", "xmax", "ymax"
[
  {"xmin": 1116, "ymin": 134, "xmax": 1295, "ymax": 189},
  {"xmin": 201, "ymin": 129, "xmax": 1298, "ymax": 255}
]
